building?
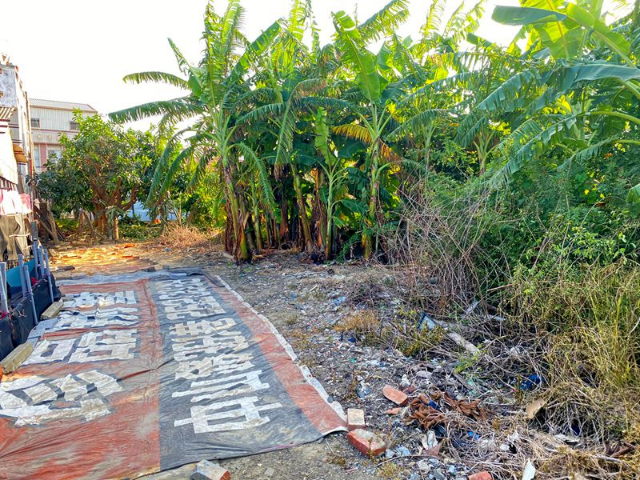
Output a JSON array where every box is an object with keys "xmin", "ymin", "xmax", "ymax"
[
  {"xmin": 0, "ymin": 54, "xmax": 34, "ymax": 259},
  {"xmin": 0, "ymin": 53, "xmax": 33, "ymax": 192},
  {"xmin": 30, "ymin": 98, "xmax": 97, "ymax": 173}
]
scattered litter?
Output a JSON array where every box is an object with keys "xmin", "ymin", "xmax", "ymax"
[
  {"xmin": 432, "ymin": 390, "xmax": 487, "ymax": 421},
  {"xmin": 418, "ymin": 312, "xmax": 437, "ymax": 331},
  {"xmin": 408, "ymin": 395, "xmax": 446, "ymax": 430},
  {"xmin": 525, "ymin": 398, "xmax": 547, "ymax": 420},
  {"xmin": 357, "ymin": 384, "xmax": 371, "ymax": 398},
  {"xmin": 396, "ymin": 446, "xmax": 411, "ymax": 457},
  {"xmin": 520, "ymin": 374, "xmax": 541, "ymax": 391},
  {"xmin": 424, "ymin": 430, "xmax": 438, "ymax": 449},
  {"xmin": 333, "ymin": 296, "xmax": 346, "ymax": 306},
  {"xmin": 469, "ymin": 472, "xmax": 492, "ymax": 480},
  {"xmin": 467, "ymin": 430, "xmax": 481, "ymax": 440},
  {"xmin": 554, "ymin": 433, "xmax": 580, "ymax": 445},
  {"xmin": 522, "ymin": 460, "xmax": 536, "ymax": 480}
]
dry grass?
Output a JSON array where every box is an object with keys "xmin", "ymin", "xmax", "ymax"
[
  {"xmin": 156, "ymin": 224, "xmax": 220, "ymax": 252},
  {"xmin": 384, "ymin": 185, "xmax": 500, "ymax": 315},
  {"xmin": 376, "ymin": 182, "xmax": 640, "ymax": 476},
  {"xmin": 509, "ymin": 262, "xmax": 640, "ymax": 446},
  {"xmin": 336, "ymin": 309, "xmax": 382, "ymax": 342}
]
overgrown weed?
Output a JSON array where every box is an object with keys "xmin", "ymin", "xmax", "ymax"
[{"xmin": 156, "ymin": 224, "xmax": 219, "ymax": 251}]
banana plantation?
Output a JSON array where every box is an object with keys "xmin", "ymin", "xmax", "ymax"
[{"xmin": 111, "ymin": 0, "xmax": 640, "ymax": 265}]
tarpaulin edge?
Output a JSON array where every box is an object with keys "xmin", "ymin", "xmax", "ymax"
[{"xmin": 211, "ymin": 273, "xmax": 347, "ymax": 429}]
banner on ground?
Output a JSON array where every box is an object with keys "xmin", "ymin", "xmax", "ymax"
[{"xmin": 0, "ymin": 271, "xmax": 346, "ymax": 479}]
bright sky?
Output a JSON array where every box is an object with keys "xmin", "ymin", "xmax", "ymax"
[{"xmin": 0, "ymin": 0, "xmax": 622, "ymax": 130}]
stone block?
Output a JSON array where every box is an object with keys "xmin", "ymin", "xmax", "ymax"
[
  {"xmin": 347, "ymin": 408, "xmax": 366, "ymax": 431},
  {"xmin": 191, "ymin": 460, "xmax": 230, "ymax": 480},
  {"xmin": 0, "ymin": 343, "xmax": 34, "ymax": 374}
]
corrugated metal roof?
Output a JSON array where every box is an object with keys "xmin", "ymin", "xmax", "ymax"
[{"xmin": 30, "ymin": 98, "xmax": 97, "ymax": 112}]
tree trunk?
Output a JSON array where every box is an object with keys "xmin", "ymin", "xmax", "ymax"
[
  {"xmin": 96, "ymin": 213, "xmax": 107, "ymax": 237},
  {"xmin": 253, "ymin": 210, "xmax": 263, "ymax": 251},
  {"xmin": 265, "ymin": 214, "xmax": 273, "ymax": 249},
  {"xmin": 113, "ymin": 216, "xmax": 119, "ymax": 241},
  {"xmin": 363, "ymin": 166, "xmax": 379, "ymax": 261},
  {"xmin": 292, "ymin": 171, "xmax": 313, "ymax": 252},
  {"xmin": 312, "ymin": 169, "xmax": 327, "ymax": 250},
  {"xmin": 279, "ymin": 192, "xmax": 288, "ymax": 247},
  {"xmin": 223, "ymin": 166, "xmax": 250, "ymax": 262}
]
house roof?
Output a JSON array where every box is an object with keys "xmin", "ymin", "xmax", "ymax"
[{"xmin": 30, "ymin": 98, "xmax": 98, "ymax": 113}]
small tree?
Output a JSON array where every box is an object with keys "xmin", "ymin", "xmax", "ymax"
[{"xmin": 35, "ymin": 114, "xmax": 153, "ymax": 240}]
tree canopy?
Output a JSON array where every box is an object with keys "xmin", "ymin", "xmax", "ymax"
[{"xmin": 35, "ymin": 114, "xmax": 155, "ymax": 239}]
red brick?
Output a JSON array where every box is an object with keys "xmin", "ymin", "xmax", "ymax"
[
  {"xmin": 468, "ymin": 472, "xmax": 492, "ymax": 480},
  {"xmin": 382, "ymin": 385, "xmax": 408, "ymax": 406},
  {"xmin": 385, "ymin": 408, "xmax": 401, "ymax": 415},
  {"xmin": 347, "ymin": 429, "xmax": 386, "ymax": 457},
  {"xmin": 347, "ymin": 408, "xmax": 366, "ymax": 431}
]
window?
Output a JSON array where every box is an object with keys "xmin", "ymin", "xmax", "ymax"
[
  {"xmin": 70, "ymin": 121, "xmax": 79, "ymax": 131},
  {"xmin": 31, "ymin": 118, "xmax": 40, "ymax": 128},
  {"xmin": 34, "ymin": 149, "xmax": 41, "ymax": 171},
  {"xmin": 47, "ymin": 149, "xmax": 61, "ymax": 163}
]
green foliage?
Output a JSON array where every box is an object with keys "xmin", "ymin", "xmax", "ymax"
[
  {"xmin": 109, "ymin": 0, "xmax": 638, "ymax": 268},
  {"xmin": 35, "ymin": 114, "xmax": 155, "ymax": 239}
]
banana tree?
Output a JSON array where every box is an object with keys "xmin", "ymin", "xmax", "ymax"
[
  {"xmin": 331, "ymin": 6, "xmax": 409, "ymax": 260},
  {"xmin": 482, "ymin": 0, "xmax": 640, "ymax": 193},
  {"xmin": 313, "ymin": 107, "xmax": 354, "ymax": 258},
  {"xmin": 111, "ymin": 0, "xmax": 280, "ymax": 261}
]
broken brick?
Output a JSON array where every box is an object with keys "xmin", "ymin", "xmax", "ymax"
[
  {"xmin": 347, "ymin": 429, "xmax": 386, "ymax": 457},
  {"xmin": 383, "ymin": 385, "xmax": 409, "ymax": 406},
  {"xmin": 468, "ymin": 472, "xmax": 492, "ymax": 480},
  {"xmin": 347, "ymin": 408, "xmax": 366, "ymax": 431},
  {"xmin": 403, "ymin": 385, "xmax": 418, "ymax": 395},
  {"xmin": 386, "ymin": 408, "xmax": 402, "ymax": 415},
  {"xmin": 191, "ymin": 460, "xmax": 230, "ymax": 480}
]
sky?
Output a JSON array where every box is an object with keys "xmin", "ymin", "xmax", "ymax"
[{"xmin": 0, "ymin": 0, "xmax": 620, "ymax": 130}]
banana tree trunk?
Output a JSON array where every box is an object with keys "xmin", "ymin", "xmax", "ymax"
[
  {"xmin": 292, "ymin": 170, "xmax": 313, "ymax": 252},
  {"xmin": 223, "ymin": 167, "xmax": 250, "ymax": 262},
  {"xmin": 363, "ymin": 165, "xmax": 379, "ymax": 261},
  {"xmin": 253, "ymin": 207, "xmax": 264, "ymax": 252},
  {"xmin": 279, "ymin": 191, "xmax": 288, "ymax": 247},
  {"xmin": 324, "ymin": 175, "xmax": 334, "ymax": 259},
  {"xmin": 265, "ymin": 215, "xmax": 273, "ymax": 248},
  {"xmin": 314, "ymin": 169, "xmax": 327, "ymax": 249}
]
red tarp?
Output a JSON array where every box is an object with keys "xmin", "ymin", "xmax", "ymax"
[{"xmin": 0, "ymin": 271, "xmax": 346, "ymax": 479}]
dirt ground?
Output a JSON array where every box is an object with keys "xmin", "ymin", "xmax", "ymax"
[{"xmin": 49, "ymin": 238, "xmax": 602, "ymax": 480}]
